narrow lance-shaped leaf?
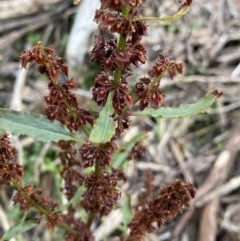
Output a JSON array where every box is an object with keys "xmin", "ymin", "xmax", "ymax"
[
  {"xmin": 89, "ymin": 92, "xmax": 115, "ymax": 143},
  {"xmin": 134, "ymin": 1, "xmax": 192, "ymax": 23},
  {"xmin": 133, "ymin": 91, "xmax": 221, "ymax": 119},
  {"xmin": 1, "ymin": 221, "xmax": 37, "ymax": 240},
  {"xmin": 122, "ymin": 195, "xmax": 132, "ymax": 234},
  {"xmin": 0, "ymin": 108, "xmax": 86, "ymax": 143}
]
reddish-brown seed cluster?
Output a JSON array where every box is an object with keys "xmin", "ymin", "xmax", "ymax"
[
  {"xmin": 92, "ymin": 71, "xmax": 133, "ymax": 113},
  {"xmin": 91, "ymin": 36, "xmax": 147, "ymax": 73},
  {"xmin": 134, "ymin": 170, "xmax": 154, "ymax": 211},
  {"xmin": 19, "ymin": 43, "xmax": 93, "ymax": 132},
  {"xmin": 128, "ymin": 141, "xmax": 146, "ymax": 160},
  {"xmin": 91, "ymin": 0, "xmax": 148, "ymax": 118},
  {"xmin": 12, "ymin": 184, "xmax": 42, "ymax": 211},
  {"xmin": 99, "ymin": 0, "xmax": 142, "ymax": 12},
  {"xmin": 148, "ymin": 54, "xmax": 183, "ymax": 80},
  {"xmin": 135, "ymin": 54, "xmax": 183, "ymax": 110},
  {"xmin": 135, "ymin": 77, "xmax": 164, "ymax": 110},
  {"xmin": 95, "ymin": 7, "xmax": 146, "ymax": 39},
  {"xmin": 81, "ymin": 169, "xmax": 126, "ymax": 215},
  {"xmin": 19, "ymin": 45, "xmax": 68, "ymax": 81},
  {"xmin": 127, "ymin": 180, "xmax": 196, "ymax": 241},
  {"xmin": 80, "ymin": 141, "xmax": 116, "ymax": 168},
  {"xmin": 0, "ymin": 133, "xmax": 23, "ymax": 185},
  {"xmin": 44, "ymin": 78, "xmax": 93, "ymax": 132},
  {"xmin": 12, "ymin": 184, "xmax": 63, "ymax": 229},
  {"xmin": 64, "ymin": 218, "xmax": 94, "ymax": 241},
  {"xmin": 58, "ymin": 140, "xmax": 84, "ymax": 200},
  {"xmin": 114, "ymin": 114, "xmax": 131, "ymax": 135}
]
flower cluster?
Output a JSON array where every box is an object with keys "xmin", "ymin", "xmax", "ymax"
[
  {"xmin": 135, "ymin": 54, "xmax": 183, "ymax": 110},
  {"xmin": 58, "ymin": 140, "xmax": 84, "ymax": 200},
  {"xmin": 80, "ymin": 141, "xmax": 116, "ymax": 168},
  {"xmin": 134, "ymin": 170, "xmax": 154, "ymax": 211},
  {"xmin": 128, "ymin": 141, "xmax": 146, "ymax": 160},
  {"xmin": 64, "ymin": 217, "xmax": 94, "ymax": 241},
  {"xmin": 148, "ymin": 53, "xmax": 183, "ymax": 79},
  {"xmin": 135, "ymin": 77, "xmax": 165, "ymax": 110},
  {"xmin": 0, "ymin": 133, "xmax": 23, "ymax": 185},
  {"xmin": 19, "ymin": 45, "xmax": 68, "ymax": 81},
  {"xmin": 81, "ymin": 169, "xmax": 126, "ymax": 215},
  {"xmin": 99, "ymin": 0, "xmax": 142, "ymax": 12},
  {"xmin": 96, "ymin": 0, "xmax": 144, "ymax": 37},
  {"xmin": 19, "ymin": 43, "xmax": 93, "ymax": 132},
  {"xmin": 92, "ymin": 71, "xmax": 133, "ymax": 112},
  {"xmin": 127, "ymin": 180, "xmax": 196, "ymax": 241},
  {"xmin": 91, "ymin": 35, "xmax": 147, "ymax": 73},
  {"xmin": 91, "ymin": 0, "xmax": 148, "ymax": 117},
  {"xmin": 114, "ymin": 114, "xmax": 131, "ymax": 135},
  {"xmin": 13, "ymin": 184, "xmax": 63, "ymax": 230}
]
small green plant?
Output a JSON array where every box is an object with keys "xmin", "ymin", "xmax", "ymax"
[{"xmin": 0, "ymin": 0, "xmax": 221, "ymax": 240}]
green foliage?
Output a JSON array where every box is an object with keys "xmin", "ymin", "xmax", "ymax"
[
  {"xmin": 0, "ymin": 213, "xmax": 36, "ymax": 241},
  {"xmin": 135, "ymin": 2, "xmax": 191, "ymax": 23},
  {"xmin": 133, "ymin": 92, "xmax": 220, "ymax": 118},
  {"xmin": 89, "ymin": 92, "xmax": 115, "ymax": 143},
  {"xmin": 122, "ymin": 195, "xmax": 132, "ymax": 233},
  {"xmin": 0, "ymin": 108, "xmax": 86, "ymax": 143}
]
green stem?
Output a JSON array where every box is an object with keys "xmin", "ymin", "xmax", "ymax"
[
  {"xmin": 11, "ymin": 182, "xmax": 77, "ymax": 235},
  {"xmin": 86, "ymin": 211, "xmax": 95, "ymax": 229},
  {"xmin": 149, "ymin": 68, "xmax": 167, "ymax": 88},
  {"xmin": 95, "ymin": 158, "xmax": 101, "ymax": 179},
  {"xmin": 113, "ymin": 5, "xmax": 129, "ymax": 86},
  {"xmin": 58, "ymin": 222, "xmax": 77, "ymax": 235},
  {"xmin": 86, "ymin": 3, "xmax": 130, "ymax": 229},
  {"xmin": 134, "ymin": 5, "xmax": 190, "ymax": 23},
  {"xmin": 63, "ymin": 100, "xmax": 77, "ymax": 119},
  {"xmin": 81, "ymin": 125, "xmax": 90, "ymax": 137}
]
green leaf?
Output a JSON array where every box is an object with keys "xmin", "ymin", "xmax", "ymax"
[
  {"xmin": 1, "ymin": 220, "xmax": 37, "ymax": 240},
  {"xmin": 134, "ymin": 2, "xmax": 191, "ymax": 23},
  {"xmin": 54, "ymin": 185, "xmax": 85, "ymax": 213},
  {"xmin": 122, "ymin": 195, "xmax": 132, "ymax": 232},
  {"xmin": 0, "ymin": 108, "xmax": 86, "ymax": 143},
  {"xmin": 133, "ymin": 92, "xmax": 221, "ymax": 119},
  {"xmin": 89, "ymin": 92, "xmax": 115, "ymax": 143},
  {"xmin": 0, "ymin": 129, "xmax": 5, "ymax": 136},
  {"xmin": 112, "ymin": 132, "xmax": 147, "ymax": 169}
]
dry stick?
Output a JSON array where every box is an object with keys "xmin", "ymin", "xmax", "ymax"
[
  {"xmin": 171, "ymin": 116, "xmax": 240, "ymax": 241},
  {"xmin": 196, "ymin": 175, "xmax": 240, "ymax": 207},
  {"xmin": 198, "ymin": 116, "xmax": 240, "ymax": 241},
  {"xmin": 0, "ymin": 0, "xmax": 63, "ymax": 20},
  {"xmin": 0, "ymin": 1, "xmax": 74, "ymax": 51},
  {"xmin": 170, "ymin": 139, "xmax": 192, "ymax": 182}
]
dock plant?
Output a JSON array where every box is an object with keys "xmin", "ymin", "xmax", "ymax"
[{"xmin": 0, "ymin": 0, "xmax": 221, "ymax": 240}]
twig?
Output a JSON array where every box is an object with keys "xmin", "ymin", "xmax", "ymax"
[
  {"xmin": 171, "ymin": 115, "xmax": 240, "ymax": 240},
  {"xmin": 0, "ymin": 2, "xmax": 73, "ymax": 51},
  {"xmin": 196, "ymin": 175, "xmax": 240, "ymax": 207}
]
